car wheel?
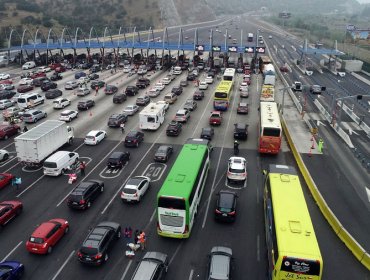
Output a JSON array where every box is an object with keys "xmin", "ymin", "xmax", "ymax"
[
  {"xmin": 3, "ymin": 153, "xmax": 9, "ymax": 160},
  {"xmin": 44, "ymin": 113, "xmax": 47, "ymax": 118},
  {"xmin": 104, "ymin": 253, "xmax": 109, "ymax": 262},
  {"xmin": 68, "ymin": 118, "xmax": 71, "ymax": 122},
  {"xmin": 87, "ymin": 201, "xmax": 91, "ymax": 208},
  {"xmin": 4, "ymin": 135, "xmax": 8, "ymax": 140},
  {"xmin": 41, "ymin": 100, "xmax": 44, "ymax": 104},
  {"xmin": 100, "ymin": 186, "xmax": 104, "ymax": 192},
  {"xmin": 64, "ymin": 226, "xmax": 69, "ymax": 234},
  {"xmin": 47, "ymin": 246, "xmax": 53, "ymax": 254}
]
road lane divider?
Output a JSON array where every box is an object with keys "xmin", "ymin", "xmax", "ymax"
[
  {"xmin": 50, "ymin": 250, "xmax": 75, "ymax": 280},
  {"xmin": 1, "ymin": 241, "xmax": 23, "ymax": 262}
]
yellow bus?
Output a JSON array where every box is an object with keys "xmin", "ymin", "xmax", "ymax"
[
  {"xmin": 263, "ymin": 164, "xmax": 323, "ymax": 280},
  {"xmin": 213, "ymin": 80, "xmax": 233, "ymax": 111}
]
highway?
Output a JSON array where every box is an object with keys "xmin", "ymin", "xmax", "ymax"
[{"xmin": 0, "ymin": 18, "xmax": 369, "ymax": 279}]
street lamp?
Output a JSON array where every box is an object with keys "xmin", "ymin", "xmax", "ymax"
[{"xmin": 334, "ymin": 95, "xmax": 363, "ymax": 128}]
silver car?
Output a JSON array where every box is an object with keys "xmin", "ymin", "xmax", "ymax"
[
  {"xmin": 77, "ymin": 87, "xmax": 91, "ymax": 96},
  {"xmin": 22, "ymin": 109, "xmax": 47, "ymax": 123},
  {"xmin": 65, "ymin": 81, "xmax": 79, "ymax": 90},
  {"xmin": 0, "ymin": 99, "xmax": 14, "ymax": 110},
  {"xmin": 123, "ymin": 104, "xmax": 139, "ymax": 116},
  {"xmin": 120, "ymin": 176, "xmax": 151, "ymax": 202},
  {"xmin": 207, "ymin": 247, "xmax": 233, "ymax": 280}
]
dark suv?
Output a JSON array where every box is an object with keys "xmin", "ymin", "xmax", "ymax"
[
  {"xmin": 136, "ymin": 78, "xmax": 150, "ymax": 89},
  {"xmin": 113, "ymin": 92, "xmax": 127, "ymax": 104},
  {"xmin": 171, "ymin": 86, "xmax": 183, "ymax": 96},
  {"xmin": 77, "ymin": 99, "xmax": 95, "ymax": 110},
  {"xmin": 233, "ymin": 123, "xmax": 248, "ymax": 140},
  {"xmin": 108, "ymin": 113, "xmax": 127, "ymax": 127},
  {"xmin": 32, "ymin": 77, "xmax": 49, "ymax": 87},
  {"xmin": 107, "ymin": 151, "xmax": 130, "ymax": 169},
  {"xmin": 131, "ymin": 252, "xmax": 169, "ymax": 280},
  {"xmin": 215, "ymin": 190, "xmax": 237, "ymax": 222},
  {"xmin": 125, "ymin": 86, "xmax": 139, "ymax": 96},
  {"xmin": 77, "ymin": 221, "xmax": 121, "ymax": 265},
  {"xmin": 67, "ymin": 179, "xmax": 104, "ymax": 210},
  {"xmin": 124, "ymin": 130, "xmax": 144, "ymax": 147},
  {"xmin": 166, "ymin": 121, "xmax": 182, "ymax": 136},
  {"xmin": 41, "ymin": 81, "xmax": 57, "ymax": 91}
]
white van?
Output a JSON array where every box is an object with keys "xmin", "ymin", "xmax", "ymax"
[
  {"xmin": 43, "ymin": 151, "xmax": 79, "ymax": 176},
  {"xmin": 173, "ymin": 66, "xmax": 182, "ymax": 75},
  {"xmin": 22, "ymin": 61, "xmax": 36, "ymax": 70},
  {"xmin": 164, "ymin": 92, "xmax": 177, "ymax": 104},
  {"xmin": 17, "ymin": 93, "xmax": 45, "ymax": 109}
]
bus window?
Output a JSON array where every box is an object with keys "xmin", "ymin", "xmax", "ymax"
[
  {"xmin": 263, "ymin": 128, "xmax": 281, "ymax": 137},
  {"xmin": 158, "ymin": 197, "xmax": 186, "ymax": 210}
]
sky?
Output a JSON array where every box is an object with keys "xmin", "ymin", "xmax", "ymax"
[{"xmin": 357, "ymin": 0, "xmax": 370, "ymax": 3}]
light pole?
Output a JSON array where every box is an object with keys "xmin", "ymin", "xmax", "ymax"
[{"xmin": 333, "ymin": 95, "xmax": 363, "ymax": 127}]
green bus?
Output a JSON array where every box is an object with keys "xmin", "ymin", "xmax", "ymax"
[{"xmin": 157, "ymin": 138, "xmax": 211, "ymax": 238}]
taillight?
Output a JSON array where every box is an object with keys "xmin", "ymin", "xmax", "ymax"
[
  {"xmin": 228, "ymin": 211, "xmax": 236, "ymax": 216},
  {"xmin": 80, "ymin": 200, "xmax": 85, "ymax": 205},
  {"xmin": 94, "ymin": 253, "xmax": 102, "ymax": 260},
  {"xmin": 93, "ymin": 137, "xmax": 96, "ymax": 142},
  {"xmin": 42, "ymin": 243, "xmax": 48, "ymax": 248},
  {"xmin": 183, "ymin": 225, "xmax": 189, "ymax": 234},
  {"xmin": 77, "ymin": 251, "xmax": 82, "ymax": 257},
  {"xmin": 215, "ymin": 209, "xmax": 222, "ymax": 214},
  {"xmin": 134, "ymin": 192, "xmax": 138, "ymax": 197}
]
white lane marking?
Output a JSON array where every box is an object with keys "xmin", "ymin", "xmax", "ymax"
[
  {"xmin": 0, "ymin": 141, "xmax": 16, "ymax": 150},
  {"xmin": 201, "ymin": 78, "xmax": 240, "ymax": 229},
  {"xmin": 366, "ymin": 187, "xmax": 370, "ymax": 203},
  {"xmin": 16, "ymin": 175, "xmax": 45, "ymax": 198},
  {"xmin": 21, "ymin": 165, "xmax": 43, "ymax": 172},
  {"xmin": 4, "ymin": 161, "xmax": 20, "ymax": 173},
  {"xmin": 188, "ymin": 269, "xmax": 194, "ymax": 280},
  {"xmin": 1, "ymin": 241, "xmax": 23, "ymax": 262},
  {"xmin": 120, "ymin": 259, "xmax": 133, "ymax": 280},
  {"xmin": 101, "ymin": 131, "xmax": 164, "ymax": 214},
  {"xmin": 0, "ymin": 156, "xmax": 16, "ymax": 167},
  {"xmin": 99, "ymin": 165, "xmax": 125, "ymax": 179},
  {"xmin": 149, "ymin": 209, "xmax": 156, "ymax": 223},
  {"xmin": 50, "ymin": 250, "xmax": 75, "ymax": 280},
  {"xmin": 141, "ymin": 163, "xmax": 167, "ymax": 182},
  {"xmin": 169, "ymin": 241, "xmax": 183, "ymax": 265}
]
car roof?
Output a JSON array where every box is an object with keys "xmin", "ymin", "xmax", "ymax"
[
  {"xmin": 239, "ymin": 103, "xmax": 247, "ymax": 106},
  {"xmin": 87, "ymin": 130, "xmax": 101, "ymax": 136},
  {"xmin": 32, "ymin": 221, "xmax": 58, "ymax": 238}
]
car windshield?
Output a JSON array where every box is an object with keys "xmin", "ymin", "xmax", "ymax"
[{"xmin": 29, "ymin": 237, "xmax": 44, "ymax": 244}]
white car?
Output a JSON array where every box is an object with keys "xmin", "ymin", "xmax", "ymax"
[
  {"xmin": 0, "ymin": 149, "xmax": 10, "ymax": 161},
  {"xmin": 65, "ymin": 81, "xmax": 79, "ymax": 90},
  {"xmin": 192, "ymin": 69, "xmax": 199, "ymax": 76},
  {"xmin": 19, "ymin": 77, "xmax": 33, "ymax": 85},
  {"xmin": 205, "ymin": 76, "xmax": 214, "ymax": 84},
  {"xmin": 84, "ymin": 130, "xmax": 107, "ymax": 145},
  {"xmin": 59, "ymin": 110, "xmax": 78, "ymax": 122},
  {"xmin": 53, "ymin": 97, "xmax": 71, "ymax": 109},
  {"xmin": 123, "ymin": 66, "xmax": 132, "ymax": 73},
  {"xmin": 239, "ymin": 82, "xmax": 248, "ymax": 91},
  {"xmin": 148, "ymin": 88, "xmax": 160, "ymax": 97},
  {"xmin": 0, "ymin": 73, "xmax": 10, "ymax": 80},
  {"xmin": 156, "ymin": 101, "xmax": 169, "ymax": 112},
  {"xmin": 0, "ymin": 99, "xmax": 14, "ymax": 110},
  {"xmin": 120, "ymin": 176, "xmax": 151, "ymax": 202},
  {"xmin": 199, "ymin": 81, "xmax": 208, "ymax": 90},
  {"xmin": 38, "ymin": 66, "xmax": 51, "ymax": 73},
  {"xmin": 227, "ymin": 157, "xmax": 247, "ymax": 182},
  {"xmin": 161, "ymin": 77, "xmax": 171, "ymax": 85},
  {"xmin": 123, "ymin": 104, "xmax": 139, "ymax": 116},
  {"xmin": 77, "ymin": 87, "xmax": 91, "ymax": 96},
  {"xmin": 77, "ymin": 76, "xmax": 90, "ymax": 85},
  {"xmin": 154, "ymin": 82, "xmax": 165, "ymax": 91}
]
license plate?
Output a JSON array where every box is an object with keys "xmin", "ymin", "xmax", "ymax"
[
  {"xmin": 222, "ymin": 213, "xmax": 227, "ymax": 217},
  {"xmin": 32, "ymin": 248, "xmax": 38, "ymax": 251},
  {"xmin": 126, "ymin": 199, "xmax": 131, "ymax": 202},
  {"xmin": 127, "ymin": 140, "xmax": 131, "ymax": 142},
  {"xmin": 73, "ymin": 202, "xmax": 78, "ymax": 205},
  {"xmin": 86, "ymin": 257, "xmax": 91, "ymax": 261}
]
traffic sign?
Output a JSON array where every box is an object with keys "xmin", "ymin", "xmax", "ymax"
[
  {"xmin": 257, "ymin": 47, "xmax": 266, "ymax": 53},
  {"xmin": 244, "ymin": 47, "xmax": 254, "ymax": 53},
  {"xmin": 228, "ymin": 46, "xmax": 237, "ymax": 52},
  {"xmin": 212, "ymin": 46, "xmax": 221, "ymax": 52},
  {"xmin": 195, "ymin": 45, "xmax": 204, "ymax": 51}
]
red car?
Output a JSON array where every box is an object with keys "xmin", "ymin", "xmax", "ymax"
[
  {"xmin": 49, "ymin": 63, "xmax": 62, "ymax": 70},
  {"xmin": 0, "ymin": 173, "xmax": 15, "ymax": 189},
  {"xmin": 30, "ymin": 72, "xmax": 46, "ymax": 79},
  {"xmin": 0, "ymin": 200, "xmax": 23, "ymax": 226},
  {"xmin": 0, "ymin": 79, "xmax": 13, "ymax": 85},
  {"xmin": 26, "ymin": 218, "xmax": 69, "ymax": 254},
  {"xmin": 209, "ymin": 111, "xmax": 222, "ymax": 125},
  {"xmin": 243, "ymin": 76, "xmax": 251, "ymax": 85},
  {"xmin": 17, "ymin": 84, "xmax": 34, "ymax": 93},
  {"xmin": 280, "ymin": 65, "xmax": 289, "ymax": 73},
  {"xmin": 0, "ymin": 124, "xmax": 20, "ymax": 140},
  {"xmin": 55, "ymin": 66, "xmax": 66, "ymax": 73}
]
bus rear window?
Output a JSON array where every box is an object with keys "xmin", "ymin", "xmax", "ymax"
[
  {"xmin": 280, "ymin": 257, "xmax": 321, "ymax": 276},
  {"xmin": 215, "ymin": 92, "xmax": 227, "ymax": 98},
  {"xmin": 263, "ymin": 128, "xmax": 281, "ymax": 137},
  {"xmin": 158, "ymin": 197, "xmax": 186, "ymax": 210}
]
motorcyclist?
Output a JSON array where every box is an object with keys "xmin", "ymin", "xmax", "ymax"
[{"xmin": 233, "ymin": 140, "xmax": 239, "ymax": 155}]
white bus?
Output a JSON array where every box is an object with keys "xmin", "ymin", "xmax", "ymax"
[
  {"xmin": 139, "ymin": 102, "xmax": 166, "ymax": 130},
  {"xmin": 223, "ymin": 68, "xmax": 236, "ymax": 81},
  {"xmin": 259, "ymin": 102, "xmax": 282, "ymax": 154}
]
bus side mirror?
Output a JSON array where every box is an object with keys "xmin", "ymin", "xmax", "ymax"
[{"xmin": 263, "ymin": 170, "xmax": 267, "ymax": 175}]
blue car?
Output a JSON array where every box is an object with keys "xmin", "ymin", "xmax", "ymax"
[
  {"xmin": 0, "ymin": 261, "xmax": 24, "ymax": 279},
  {"xmin": 74, "ymin": 71, "xmax": 86, "ymax": 79}
]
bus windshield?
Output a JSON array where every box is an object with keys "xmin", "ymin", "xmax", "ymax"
[
  {"xmin": 158, "ymin": 197, "xmax": 186, "ymax": 210},
  {"xmin": 263, "ymin": 128, "xmax": 281, "ymax": 137}
]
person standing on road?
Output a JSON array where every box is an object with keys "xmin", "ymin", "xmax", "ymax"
[
  {"xmin": 79, "ymin": 161, "xmax": 86, "ymax": 176},
  {"xmin": 95, "ymin": 85, "xmax": 99, "ymax": 96},
  {"xmin": 120, "ymin": 123, "xmax": 125, "ymax": 134}
]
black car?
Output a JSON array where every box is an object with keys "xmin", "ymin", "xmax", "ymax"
[
  {"xmin": 180, "ymin": 80, "xmax": 189, "ymax": 87},
  {"xmin": 171, "ymin": 86, "xmax": 183, "ymax": 96},
  {"xmin": 125, "ymin": 86, "xmax": 139, "ymax": 96},
  {"xmin": 234, "ymin": 123, "xmax": 248, "ymax": 140},
  {"xmin": 136, "ymin": 96, "xmax": 150, "ymax": 106},
  {"xmin": 88, "ymin": 73, "xmax": 99, "ymax": 80},
  {"xmin": 107, "ymin": 151, "xmax": 130, "ymax": 169},
  {"xmin": 108, "ymin": 113, "xmax": 127, "ymax": 127},
  {"xmin": 0, "ymin": 90, "xmax": 16, "ymax": 100},
  {"xmin": 166, "ymin": 121, "xmax": 182, "ymax": 136},
  {"xmin": 32, "ymin": 77, "xmax": 49, "ymax": 87},
  {"xmin": 124, "ymin": 130, "xmax": 144, "ymax": 147},
  {"xmin": 113, "ymin": 92, "xmax": 127, "ymax": 104},
  {"xmin": 187, "ymin": 73, "xmax": 196, "ymax": 81},
  {"xmin": 50, "ymin": 72, "xmax": 63, "ymax": 81},
  {"xmin": 215, "ymin": 190, "xmax": 237, "ymax": 222},
  {"xmin": 193, "ymin": 90, "xmax": 204, "ymax": 100},
  {"xmin": 41, "ymin": 81, "xmax": 57, "ymax": 91},
  {"xmin": 136, "ymin": 78, "xmax": 150, "ymax": 89},
  {"xmin": 184, "ymin": 99, "xmax": 197, "ymax": 111},
  {"xmin": 200, "ymin": 127, "xmax": 214, "ymax": 140},
  {"xmin": 67, "ymin": 179, "xmax": 104, "ymax": 210},
  {"xmin": 154, "ymin": 145, "xmax": 173, "ymax": 163},
  {"xmin": 131, "ymin": 252, "xmax": 169, "ymax": 280},
  {"xmin": 207, "ymin": 69, "xmax": 216, "ymax": 78},
  {"xmin": 77, "ymin": 99, "xmax": 95, "ymax": 110},
  {"xmin": 45, "ymin": 89, "xmax": 63, "ymax": 99},
  {"xmin": 90, "ymin": 80, "xmax": 105, "ymax": 89},
  {"xmin": 104, "ymin": 85, "xmax": 118, "ymax": 95},
  {"xmin": 77, "ymin": 221, "xmax": 121, "ymax": 265}
]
